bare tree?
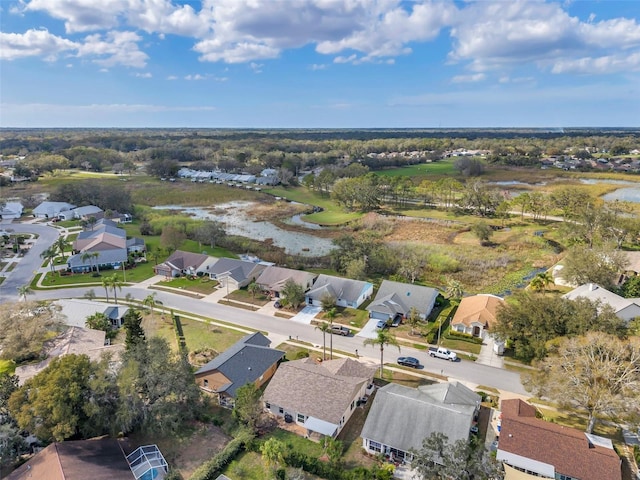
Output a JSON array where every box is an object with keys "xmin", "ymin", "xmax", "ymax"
[{"xmin": 525, "ymin": 332, "xmax": 640, "ymax": 433}]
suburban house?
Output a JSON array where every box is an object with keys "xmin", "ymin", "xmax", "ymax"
[
  {"xmin": 195, "ymin": 332, "xmax": 284, "ymax": 408},
  {"xmin": 14, "ymin": 326, "xmax": 122, "ymax": 385},
  {"xmin": 366, "ymin": 280, "xmax": 440, "ymax": 323},
  {"xmin": 68, "ymin": 219, "xmax": 144, "ymax": 273},
  {"xmin": 255, "ymin": 266, "xmax": 317, "ymax": 297},
  {"xmin": 450, "ymin": 294, "xmax": 505, "ymax": 338},
  {"xmin": 496, "ymin": 399, "xmax": 621, "ymax": 480},
  {"xmin": 305, "ymin": 274, "xmax": 374, "ymax": 309},
  {"xmin": 563, "ymin": 283, "xmax": 640, "ymax": 322},
  {"xmin": 33, "ymin": 201, "xmax": 75, "ymax": 218},
  {"xmin": 153, "ymin": 250, "xmax": 217, "ymax": 278},
  {"xmin": 361, "ymin": 382, "xmax": 481, "ymax": 464},
  {"xmin": 263, "ymin": 357, "xmax": 376, "ymax": 440},
  {"xmin": 207, "ymin": 257, "xmax": 268, "ymax": 289},
  {"xmin": 0, "ymin": 201, "xmax": 23, "ymax": 220},
  {"xmin": 6, "ymin": 438, "xmax": 167, "ymax": 480},
  {"xmin": 54, "ymin": 298, "xmax": 129, "ymax": 328},
  {"xmin": 67, "ymin": 205, "xmax": 104, "ymax": 220}
]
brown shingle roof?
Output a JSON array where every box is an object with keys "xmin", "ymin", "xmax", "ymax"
[
  {"xmin": 6, "ymin": 438, "xmax": 133, "ymax": 480},
  {"xmin": 263, "ymin": 358, "xmax": 375, "ymax": 424},
  {"xmin": 498, "ymin": 399, "xmax": 621, "ymax": 480},
  {"xmin": 450, "ymin": 294, "xmax": 504, "ymax": 329}
]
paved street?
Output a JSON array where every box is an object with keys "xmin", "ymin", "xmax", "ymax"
[{"xmin": 0, "ymin": 221, "xmax": 527, "ymax": 396}]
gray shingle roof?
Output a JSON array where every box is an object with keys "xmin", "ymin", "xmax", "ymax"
[
  {"xmin": 68, "ymin": 248, "xmax": 127, "ymax": 268},
  {"xmin": 161, "ymin": 250, "xmax": 210, "ymax": 271},
  {"xmin": 256, "ymin": 266, "xmax": 317, "ymax": 292},
  {"xmin": 367, "ymin": 280, "xmax": 439, "ymax": 317},
  {"xmin": 361, "ymin": 382, "xmax": 480, "ymax": 453},
  {"xmin": 306, "ymin": 274, "xmax": 372, "ymax": 304},
  {"xmin": 262, "ymin": 357, "xmax": 375, "ymax": 424},
  {"xmin": 209, "ymin": 258, "xmax": 266, "ymax": 282},
  {"xmin": 195, "ymin": 332, "xmax": 284, "ymax": 398},
  {"xmin": 563, "ymin": 283, "xmax": 635, "ymax": 313}
]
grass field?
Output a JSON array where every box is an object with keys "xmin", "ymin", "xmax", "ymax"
[
  {"xmin": 157, "ymin": 276, "xmax": 219, "ymax": 294},
  {"xmin": 375, "ymin": 160, "xmax": 458, "ymax": 178}
]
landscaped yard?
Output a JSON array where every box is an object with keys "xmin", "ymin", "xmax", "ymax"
[
  {"xmin": 319, "ymin": 307, "xmax": 369, "ymax": 328},
  {"xmin": 157, "ymin": 276, "xmax": 219, "ymax": 295},
  {"xmin": 35, "ymin": 261, "xmax": 156, "ymax": 288},
  {"xmin": 141, "ymin": 313, "xmax": 246, "ymax": 353},
  {"xmin": 226, "ymin": 288, "xmax": 270, "ymax": 306}
]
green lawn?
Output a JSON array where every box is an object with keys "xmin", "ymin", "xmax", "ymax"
[
  {"xmin": 143, "ymin": 314, "xmax": 246, "ymax": 353},
  {"xmin": 264, "ymin": 186, "xmax": 361, "ymax": 225},
  {"xmin": 375, "ymin": 160, "xmax": 458, "ymax": 178},
  {"xmin": 157, "ymin": 276, "xmax": 219, "ymax": 294},
  {"xmin": 319, "ymin": 307, "xmax": 369, "ymax": 328},
  {"xmin": 37, "ymin": 262, "xmax": 156, "ymax": 288},
  {"xmin": 226, "ymin": 288, "xmax": 270, "ymax": 306}
]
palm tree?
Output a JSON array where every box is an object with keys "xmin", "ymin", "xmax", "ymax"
[
  {"xmin": 40, "ymin": 247, "xmax": 57, "ymax": 275},
  {"xmin": 91, "ymin": 251, "xmax": 100, "ymax": 273},
  {"xmin": 101, "ymin": 276, "xmax": 110, "ymax": 303},
  {"xmin": 143, "ymin": 293, "xmax": 161, "ymax": 318},
  {"xmin": 445, "ymin": 278, "xmax": 464, "ymax": 300},
  {"xmin": 81, "ymin": 252, "xmax": 93, "ymax": 273},
  {"xmin": 363, "ymin": 328, "xmax": 401, "ymax": 378},
  {"xmin": 17, "ymin": 285, "xmax": 32, "ymax": 302},
  {"xmin": 326, "ymin": 307, "xmax": 337, "ymax": 360},
  {"xmin": 247, "ymin": 281, "xmax": 261, "ymax": 299},
  {"xmin": 107, "ymin": 274, "xmax": 123, "ymax": 304},
  {"xmin": 54, "ymin": 236, "xmax": 70, "ymax": 261},
  {"xmin": 315, "ymin": 322, "xmax": 331, "ymax": 361},
  {"xmin": 530, "ymin": 271, "xmax": 554, "ymax": 293}
]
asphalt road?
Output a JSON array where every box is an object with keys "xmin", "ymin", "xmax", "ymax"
[
  {"xmin": 0, "ymin": 221, "xmax": 527, "ymax": 395},
  {"xmin": 0, "ymin": 223, "xmax": 60, "ymax": 298}
]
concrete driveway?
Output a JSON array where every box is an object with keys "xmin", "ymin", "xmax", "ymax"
[
  {"xmin": 356, "ymin": 317, "xmax": 380, "ymax": 339},
  {"xmin": 291, "ymin": 305, "xmax": 322, "ymax": 325}
]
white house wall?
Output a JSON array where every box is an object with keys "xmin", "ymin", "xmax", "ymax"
[{"xmin": 496, "ymin": 450, "xmax": 555, "ymax": 478}]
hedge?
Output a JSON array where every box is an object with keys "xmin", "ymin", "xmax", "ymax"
[
  {"xmin": 189, "ymin": 429, "xmax": 255, "ymax": 480},
  {"xmin": 444, "ymin": 330, "xmax": 484, "ymax": 344}
]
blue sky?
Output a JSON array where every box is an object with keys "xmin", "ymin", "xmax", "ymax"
[{"xmin": 1, "ymin": 0, "xmax": 639, "ymax": 128}]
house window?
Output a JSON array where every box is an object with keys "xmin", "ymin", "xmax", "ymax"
[
  {"xmin": 297, "ymin": 413, "xmax": 306, "ymax": 423},
  {"xmin": 203, "ymin": 379, "xmax": 208, "ymax": 387},
  {"xmin": 351, "ymin": 401, "xmax": 355, "ymax": 411},
  {"xmin": 557, "ymin": 475, "xmax": 579, "ymax": 480},
  {"xmin": 279, "ymin": 407, "xmax": 284, "ymax": 414},
  {"xmin": 368, "ymin": 440, "xmax": 382, "ymax": 453},
  {"xmin": 265, "ymin": 402, "xmax": 271, "ymax": 410}
]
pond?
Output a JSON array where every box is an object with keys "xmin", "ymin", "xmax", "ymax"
[
  {"xmin": 579, "ymin": 178, "xmax": 640, "ymax": 203},
  {"xmin": 152, "ymin": 202, "xmax": 335, "ymax": 256}
]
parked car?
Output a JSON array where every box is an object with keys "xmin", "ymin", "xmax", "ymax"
[
  {"xmin": 397, "ymin": 356, "xmax": 420, "ymax": 368},
  {"xmin": 330, "ymin": 325, "xmax": 351, "ymax": 336},
  {"xmin": 376, "ymin": 320, "xmax": 390, "ymax": 329},
  {"xmin": 428, "ymin": 346, "xmax": 457, "ymax": 361}
]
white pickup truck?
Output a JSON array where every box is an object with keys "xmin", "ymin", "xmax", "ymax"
[{"xmin": 429, "ymin": 347, "xmax": 457, "ymax": 361}]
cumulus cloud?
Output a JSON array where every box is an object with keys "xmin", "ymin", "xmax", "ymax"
[
  {"xmin": 551, "ymin": 52, "xmax": 640, "ymax": 74},
  {"xmin": 25, "ymin": 0, "xmax": 129, "ymax": 33},
  {"xmin": 0, "ymin": 28, "xmax": 77, "ymax": 61},
  {"xmin": 134, "ymin": 72, "xmax": 152, "ymax": 78},
  {"xmin": 78, "ymin": 30, "xmax": 148, "ymax": 67}
]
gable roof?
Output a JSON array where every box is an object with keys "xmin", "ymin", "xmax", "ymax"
[
  {"xmin": 498, "ymin": 399, "xmax": 621, "ymax": 480},
  {"xmin": 71, "ymin": 205, "xmax": 103, "ymax": 217},
  {"xmin": 208, "ymin": 257, "xmax": 267, "ymax": 282},
  {"xmin": 263, "ymin": 357, "xmax": 375, "ymax": 424},
  {"xmin": 68, "ymin": 248, "xmax": 127, "ymax": 268},
  {"xmin": 361, "ymin": 382, "xmax": 480, "ymax": 452},
  {"xmin": 33, "ymin": 201, "xmax": 75, "ymax": 216},
  {"xmin": 563, "ymin": 283, "xmax": 637, "ymax": 313},
  {"xmin": 367, "ymin": 280, "xmax": 439, "ymax": 316},
  {"xmin": 6, "ymin": 438, "xmax": 133, "ymax": 480},
  {"xmin": 256, "ymin": 266, "xmax": 317, "ymax": 292},
  {"xmin": 195, "ymin": 332, "xmax": 284, "ymax": 398},
  {"xmin": 306, "ymin": 274, "xmax": 372, "ymax": 304},
  {"xmin": 451, "ymin": 294, "xmax": 504, "ymax": 329},
  {"xmin": 160, "ymin": 250, "xmax": 211, "ymax": 271}
]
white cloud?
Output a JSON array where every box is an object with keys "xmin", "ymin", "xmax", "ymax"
[
  {"xmin": 250, "ymin": 62, "xmax": 263, "ymax": 73},
  {"xmin": 184, "ymin": 74, "xmax": 206, "ymax": 80},
  {"xmin": 451, "ymin": 73, "xmax": 485, "ymax": 83},
  {"xmin": 310, "ymin": 63, "xmax": 327, "ymax": 70},
  {"xmin": 134, "ymin": 72, "xmax": 152, "ymax": 78},
  {"xmin": 448, "ymin": 0, "xmax": 640, "ymax": 74},
  {"xmin": 0, "ymin": 28, "xmax": 77, "ymax": 61},
  {"xmin": 25, "ymin": 0, "xmax": 129, "ymax": 33},
  {"xmin": 78, "ymin": 31, "xmax": 148, "ymax": 68},
  {"xmin": 167, "ymin": 75, "xmax": 178, "ymax": 80},
  {"xmin": 551, "ymin": 52, "xmax": 640, "ymax": 74}
]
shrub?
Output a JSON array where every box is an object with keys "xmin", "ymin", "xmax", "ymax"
[
  {"xmin": 445, "ymin": 330, "xmax": 484, "ymax": 344},
  {"xmin": 295, "ymin": 350, "xmax": 310, "ymax": 359},
  {"xmin": 189, "ymin": 429, "xmax": 255, "ymax": 480}
]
